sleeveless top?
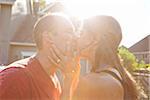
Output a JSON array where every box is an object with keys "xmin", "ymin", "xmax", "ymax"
[
  {"xmin": 95, "ymin": 68, "xmax": 123, "ymax": 85},
  {"xmin": 95, "ymin": 67, "xmax": 133, "ymax": 100}
]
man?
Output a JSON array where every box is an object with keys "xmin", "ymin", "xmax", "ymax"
[{"xmin": 0, "ymin": 13, "xmax": 79, "ymax": 100}]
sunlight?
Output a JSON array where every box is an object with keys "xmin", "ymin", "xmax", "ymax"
[
  {"xmin": 63, "ymin": 0, "xmax": 105, "ymax": 19},
  {"xmin": 46, "ymin": 0, "xmax": 136, "ymax": 20},
  {"xmin": 62, "ymin": 0, "xmax": 129, "ymax": 19},
  {"xmin": 45, "ymin": 0, "xmax": 149, "ymax": 47}
]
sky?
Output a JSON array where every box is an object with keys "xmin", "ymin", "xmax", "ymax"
[{"xmin": 45, "ymin": 0, "xmax": 150, "ymax": 48}]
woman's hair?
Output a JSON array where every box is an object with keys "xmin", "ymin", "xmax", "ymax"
[{"xmin": 83, "ymin": 15, "xmax": 138, "ymax": 100}]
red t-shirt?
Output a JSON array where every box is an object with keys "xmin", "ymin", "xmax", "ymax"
[{"xmin": 0, "ymin": 57, "xmax": 61, "ymax": 100}]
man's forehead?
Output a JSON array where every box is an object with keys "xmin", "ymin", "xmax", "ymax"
[
  {"xmin": 42, "ymin": 14, "xmax": 75, "ymax": 35},
  {"xmin": 56, "ymin": 19, "xmax": 75, "ymax": 33}
]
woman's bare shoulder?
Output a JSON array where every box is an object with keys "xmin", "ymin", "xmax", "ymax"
[
  {"xmin": 83, "ymin": 72, "xmax": 123, "ymax": 89},
  {"xmin": 78, "ymin": 72, "xmax": 124, "ymax": 100}
]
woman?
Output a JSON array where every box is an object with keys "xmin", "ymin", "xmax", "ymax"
[{"xmin": 73, "ymin": 15, "xmax": 138, "ymax": 100}]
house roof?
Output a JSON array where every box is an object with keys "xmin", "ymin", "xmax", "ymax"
[
  {"xmin": 10, "ymin": 2, "xmax": 70, "ymax": 45},
  {"xmin": 0, "ymin": 0, "xmax": 16, "ymax": 5},
  {"xmin": 10, "ymin": 2, "xmax": 67, "ymax": 45},
  {"xmin": 38, "ymin": 2, "xmax": 67, "ymax": 16},
  {"xmin": 11, "ymin": 14, "xmax": 37, "ymax": 44},
  {"xmin": 129, "ymin": 35, "xmax": 150, "ymax": 52}
]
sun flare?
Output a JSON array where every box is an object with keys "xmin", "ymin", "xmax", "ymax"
[
  {"xmin": 46, "ymin": 0, "xmax": 132, "ymax": 20},
  {"xmin": 62, "ymin": 0, "xmax": 103, "ymax": 19},
  {"xmin": 61, "ymin": 0, "xmax": 122, "ymax": 20}
]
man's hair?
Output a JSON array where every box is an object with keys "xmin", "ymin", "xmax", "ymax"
[{"xmin": 33, "ymin": 13, "xmax": 73, "ymax": 49}]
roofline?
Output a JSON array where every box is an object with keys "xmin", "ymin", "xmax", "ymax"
[
  {"xmin": 129, "ymin": 34, "xmax": 150, "ymax": 48},
  {"xmin": 0, "ymin": 1, "xmax": 16, "ymax": 5},
  {"xmin": 10, "ymin": 42, "xmax": 36, "ymax": 46},
  {"xmin": 38, "ymin": 2, "xmax": 56, "ymax": 15},
  {"xmin": 38, "ymin": 1, "xmax": 65, "ymax": 15},
  {"xmin": 132, "ymin": 51, "xmax": 150, "ymax": 54}
]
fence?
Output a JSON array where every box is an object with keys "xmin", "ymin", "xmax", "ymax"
[{"xmin": 133, "ymin": 70, "xmax": 150, "ymax": 100}]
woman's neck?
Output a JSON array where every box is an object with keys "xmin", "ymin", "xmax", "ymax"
[{"xmin": 95, "ymin": 59, "xmax": 115, "ymax": 71}]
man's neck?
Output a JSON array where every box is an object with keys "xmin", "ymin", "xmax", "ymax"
[{"xmin": 35, "ymin": 51, "xmax": 57, "ymax": 76}]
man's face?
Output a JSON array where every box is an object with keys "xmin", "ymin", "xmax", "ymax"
[{"xmin": 50, "ymin": 19, "xmax": 75, "ymax": 56}]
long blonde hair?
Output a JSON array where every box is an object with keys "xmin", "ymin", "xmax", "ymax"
[{"xmin": 83, "ymin": 15, "xmax": 138, "ymax": 100}]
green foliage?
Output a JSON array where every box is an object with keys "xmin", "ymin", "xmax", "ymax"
[
  {"xmin": 145, "ymin": 64, "xmax": 150, "ymax": 68},
  {"xmin": 118, "ymin": 46, "xmax": 137, "ymax": 71},
  {"xmin": 118, "ymin": 46, "xmax": 149, "ymax": 72},
  {"xmin": 33, "ymin": 0, "xmax": 46, "ymax": 10},
  {"xmin": 39, "ymin": 0, "xmax": 46, "ymax": 10}
]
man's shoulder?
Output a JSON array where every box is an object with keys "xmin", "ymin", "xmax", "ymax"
[
  {"xmin": 8, "ymin": 57, "xmax": 31, "ymax": 68},
  {"xmin": 0, "ymin": 58, "xmax": 35, "ymax": 99},
  {"xmin": 1, "ymin": 57, "xmax": 32, "ymax": 71},
  {"xmin": 0, "ymin": 58, "xmax": 32, "ymax": 81}
]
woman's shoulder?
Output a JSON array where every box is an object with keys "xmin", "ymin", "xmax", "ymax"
[
  {"xmin": 83, "ymin": 72, "xmax": 122, "ymax": 88},
  {"xmin": 79, "ymin": 71, "xmax": 124, "ymax": 99}
]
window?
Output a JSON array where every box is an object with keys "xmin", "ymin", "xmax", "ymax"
[
  {"xmin": 12, "ymin": 0, "xmax": 27, "ymax": 14},
  {"xmin": 144, "ymin": 54, "xmax": 148, "ymax": 59},
  {"xmin": 0, "ymin": 65, "xmax": 6, "ymax": 70},
  {"xmin": 21, "ymin": 51, "xmax": 35, "ymax": 59},
  {"xmin": 80, "ymin": 59, "xmax": 91, "ymax": 75}
]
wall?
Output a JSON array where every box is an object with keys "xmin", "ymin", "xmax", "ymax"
[
  {"xmin": 0, "ymin": 4, "xmax": 12, "ymax": 65},
  {"xmin": 9, "ymin": 45, "xmax": 36, "ymax": 64}
]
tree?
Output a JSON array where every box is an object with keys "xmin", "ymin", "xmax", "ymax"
[
  {"xmin": 39, "ymin": 0, "xmax": 46, "ymax": 10},
  {"xmin": 118, "ymin": 46, "xmax": 138, "ymax": 72},
  {"xmin": 118, "ymin": 46, "xmax": 150, "ymax": 72},
  {"xmin": 33, "ymin": 0, "xmax": 46, "ymax": 10}
]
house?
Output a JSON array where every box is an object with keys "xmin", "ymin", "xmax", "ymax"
[
  {"xmin": 0, "ymin": 0, "xmax": 76, "ymax": 64},
  {"xmin": 129, "ymin": 35, "xmax": 150, "ymax": 64},
  {"xmin": 9, "ymin": 14, "xmax": 37, "ymax": 63},
  {"xmin": 0, "ymin": 0, "xmax": 38, "ymax": 65},
  {"xmin": 0, "ymin": 0, "xmax": 16, "ymax": 65},
  {"xmin": 0, "ymin": 0, "xmax": 62, "ymax": 65}
]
